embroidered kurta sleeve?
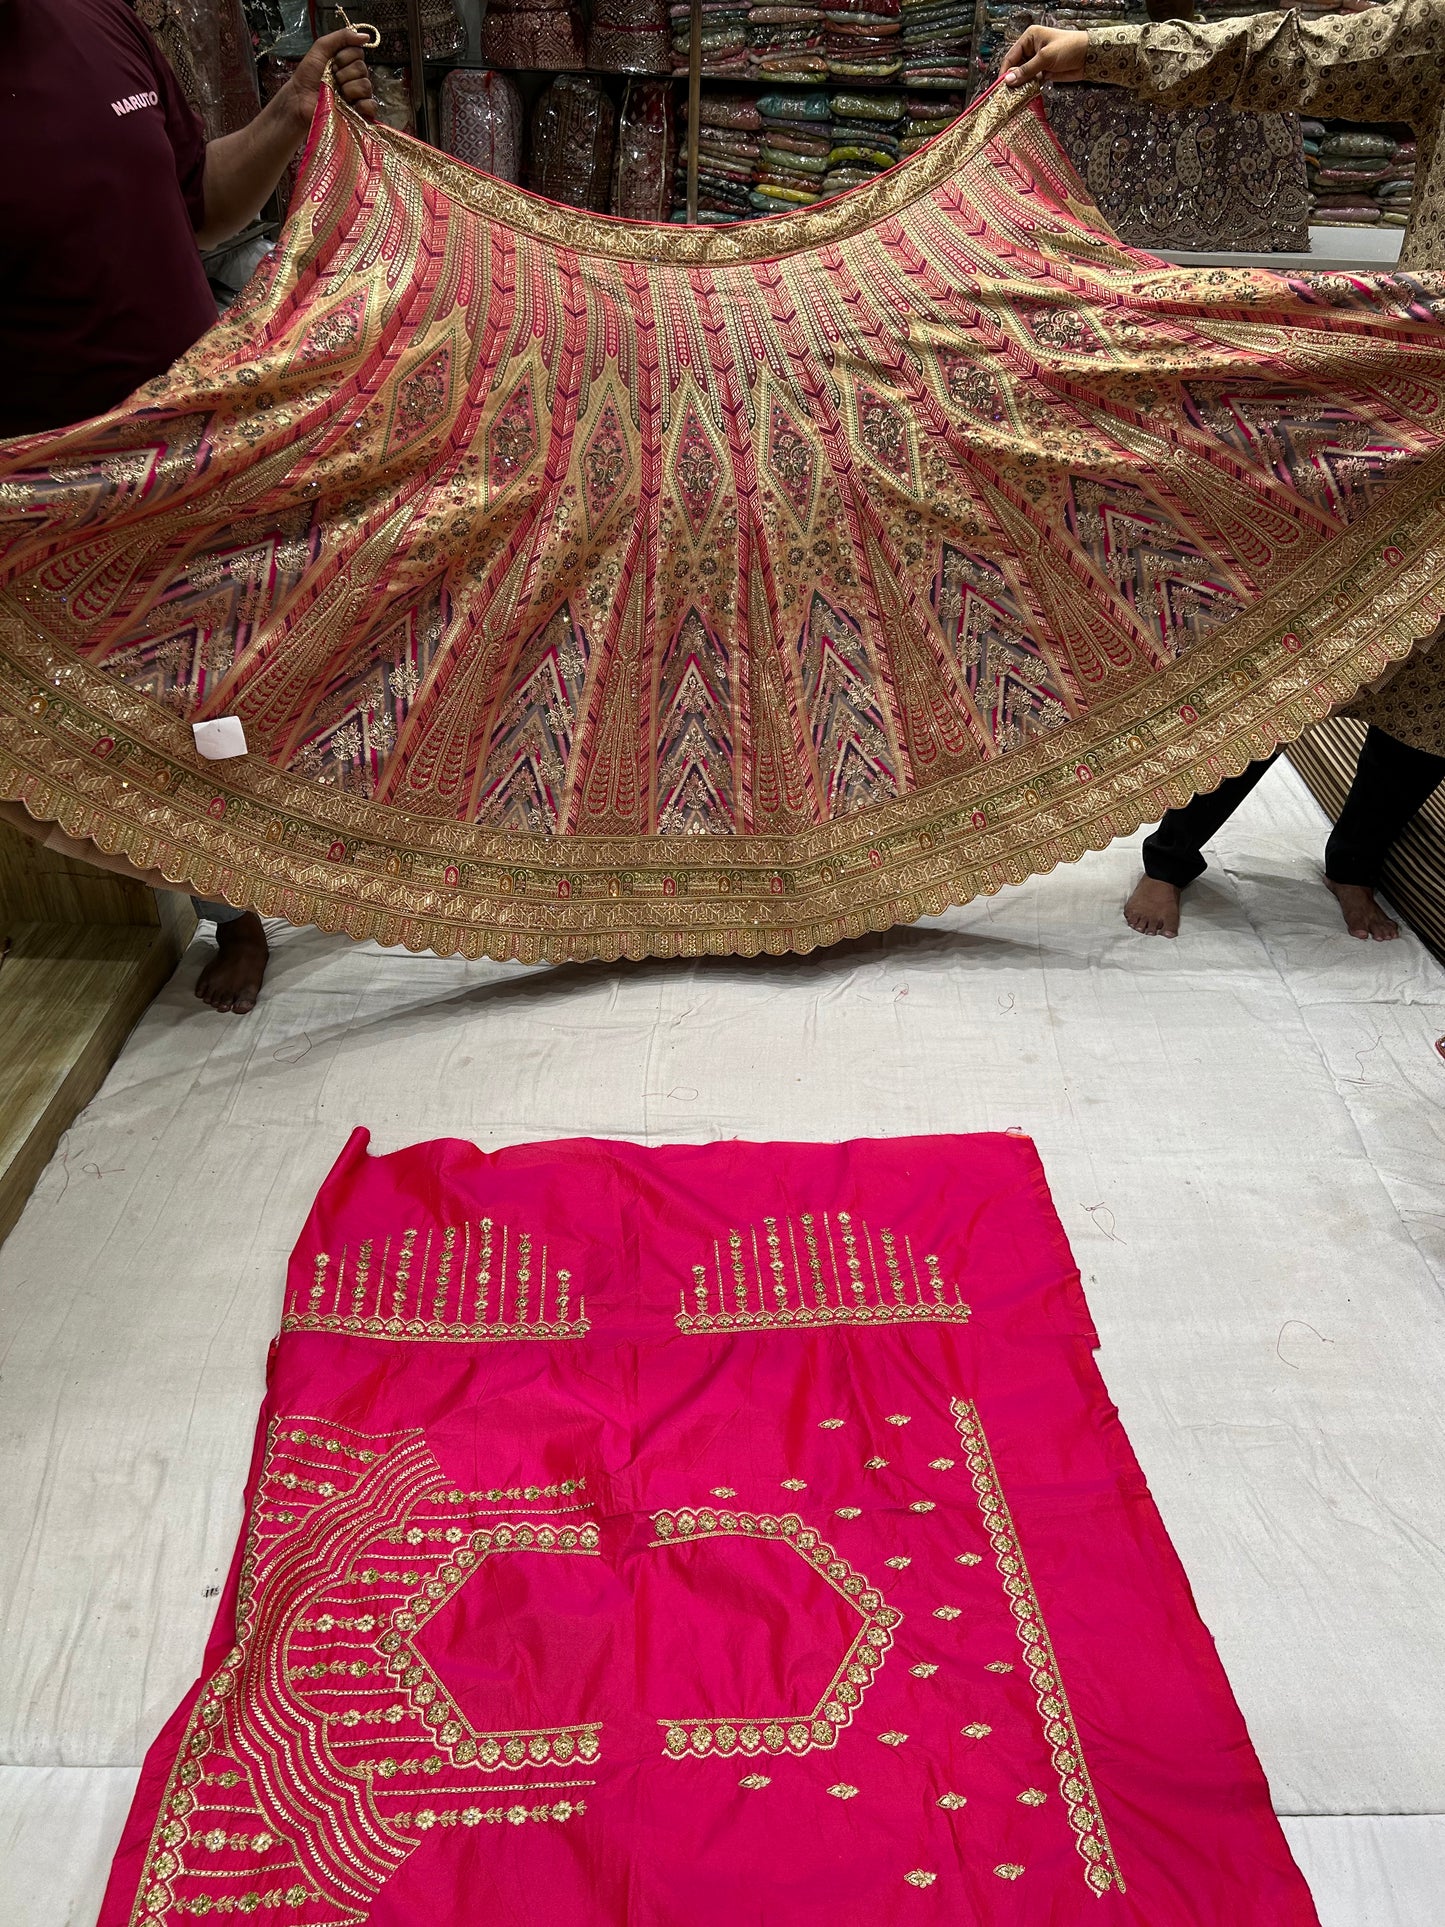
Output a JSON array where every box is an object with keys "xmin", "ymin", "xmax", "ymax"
[{"xmin": 1084, "ymin": 0, "xmax": 1445, "ymax": 129}]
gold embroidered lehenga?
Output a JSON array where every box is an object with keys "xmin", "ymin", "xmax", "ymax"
[{"xmin": 3, "ymin": 81, "xmax": 1445, "ymax": 962}]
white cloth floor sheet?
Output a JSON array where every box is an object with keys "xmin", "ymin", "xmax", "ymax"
[{"xmin": 1, "ymin": 762, "xmax": 1442, "ymax": 1926}]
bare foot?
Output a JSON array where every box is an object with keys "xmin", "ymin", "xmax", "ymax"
[
  {"xmin": 1123, "ymin": 875, "xmax": 1182, "ymax": 937},
  {"xmin": 195, "ymin": 911, "xmax": 270, "ymax": 1013},
  {"xmin": 1325, "ymin": 879, "xmax": 1399, "ymax": 941}
]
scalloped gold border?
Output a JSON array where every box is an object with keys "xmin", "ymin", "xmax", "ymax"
[
  {"xmin": 6, "ymin": 80, "xmax": 1445, "ymax": 962},
  {"xmin": 4, "ymin": 429, "xmax": 1444, "ymax": 962}
]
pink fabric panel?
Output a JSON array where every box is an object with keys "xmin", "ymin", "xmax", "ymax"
[{"xmin": 98, "ymin": 1130, "xmax": 1319, "ymax": 1926}]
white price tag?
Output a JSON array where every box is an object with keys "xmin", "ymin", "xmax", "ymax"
[{"xmin": 192, "ymin": 716, "xmax": 249, "ymax": 761}]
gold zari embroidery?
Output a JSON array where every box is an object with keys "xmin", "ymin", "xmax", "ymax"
[
  {"xmin": 952, "ymin": 1398, "xmax": 1124, "ymax": 1898},
  {"xmin": 652, "ymin": 1507, "xmax": 898, "ymax": 1759},
  {"xmin": 286, "ymin": 1223, "xmax": 587, "ymax": 1343},
  {"xmin": 380, "ymin": 1519, "xmax": 603, "ymax": 1772},
  {"xmin": 8, "ymin": 53, "xmax": 1445, "ymax": 979},
  {"xmin": 403, "ymin": 1798, "xmax": 586, "ymax": 1828},
  {"xmin": 678, "ymin": 1212, "xmax": 968, "ymax": 1333}
]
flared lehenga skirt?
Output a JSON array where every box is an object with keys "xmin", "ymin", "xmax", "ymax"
[{"xmin": 3, "ymin": 79, "xmax": 1445, "ymax": 961}]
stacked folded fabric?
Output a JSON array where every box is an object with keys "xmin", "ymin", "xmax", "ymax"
[
  {"xmin": 754, "ymin": 89, "xmax": 835, "ymax": 208},
  {"xmin": 899, "ymin": 90, "xmax": 965, "ymax": 154},
  {"xmin": 824, "ymin": 88, "xmax": 903, "ymax": 194},
  {"xmin": 750, "ymin": 3, "xmax": 828, "ymax": 80},
  {"xmin": 976, "ymin": 0, "xmax": 1127, "ymax": 94},
  {"xmin": 900, "ymin": 0, "xmax": 971, "ymax": 88},
  {"xmin": 822, "ymin": 0, "xmax": 903, "ymax": 81},
  {"xmin": 674, "ymin": 90, "xmax": 765, "ymax": 219},
  {"xmin": 1379, "ymin": 143, "xmax": 1418, "ymax": 226},
  {"xmin": 1303, "ymin": 119, "xmax": 1415, "ymax": 228},
  {"xmin": 671, "ymin": 0, "xmax": 753, "ymax": 73}
]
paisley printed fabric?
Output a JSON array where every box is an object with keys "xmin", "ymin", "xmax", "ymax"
[
  {"xmin": 3, "ymin": 79, "xmax": 1445, "ymax": 961},
  {"xmin": 1043, "ymin": 84, "xmax": 1310, "ymax": 255},
  {"xmin": 97, "ymin": 1128, "xmax": 1321, "ymax": 1927}
]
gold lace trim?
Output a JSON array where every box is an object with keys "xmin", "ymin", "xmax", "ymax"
[
  {"xmin": 952, "ymin": 1399, "xmax": 1123, "ymax": 1897},
  {"xmin": 651, "ymin": 1505, "xmax": 898, "ymax": 1757}
]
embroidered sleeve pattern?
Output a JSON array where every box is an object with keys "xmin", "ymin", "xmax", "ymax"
[
  {"xmin": 677, "ymin": 1212, "xmax": 970, "ymax": 1333},
  {"xmin": 650, "ymin": 1507, "xmax": 899, "ymax": 1758},
  {"xmin": 284, "ymin": 1221, "xmax": 588, "ymax": 1342}
]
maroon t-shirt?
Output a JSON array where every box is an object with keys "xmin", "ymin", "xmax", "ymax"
[{"xmin": 0, "ymin": 0, "xmax": 220, "ymax": 437}]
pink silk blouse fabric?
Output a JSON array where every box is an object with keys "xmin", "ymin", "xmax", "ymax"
[{"xmin": 101, "ymin": 1129, "xmax": 1319, "ymax": 1925}]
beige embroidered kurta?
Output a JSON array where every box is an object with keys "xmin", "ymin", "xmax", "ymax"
[{"xmin": 1085, "ymin": 1, "xmax": 1445, "ymax": 753}]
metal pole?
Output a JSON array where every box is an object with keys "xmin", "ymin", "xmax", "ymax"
[
  {"xmin": 404, "ymin": 0, "xmax": 433, "ymax": 142},
  {"xmin": 686, "ymin": 0, "xmax": 703, "ymax": 223}
]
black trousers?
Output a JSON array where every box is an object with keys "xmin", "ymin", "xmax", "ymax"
[{"xmin": 1141, "ymin": 725, "xmax": 1445, "ymax": 890}]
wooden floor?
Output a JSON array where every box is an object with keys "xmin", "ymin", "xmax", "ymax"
[{"xmin": 0, "ymin": 823, "xmax": 192, "ymax": 1246}]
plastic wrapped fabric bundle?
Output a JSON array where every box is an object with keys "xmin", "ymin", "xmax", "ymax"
[
  {"xmin": 527, "ymin": 74, "xmax": 617, "ymax": 209},
  {"xmin": 371, "ymin": 63, "xmax": 416, "ymax": 132},
  {"xmin": 693, "ymin": 89, "xmax": 764, "ymax": 130},
  {"xmin": 750, "ymin": 3, "xmax": 827, "ymax": 82},
  {"xmin": 823, "ymin": 87, "xmax": 902, "ymax": 195},
  {"xmin": 260, "ymin": 54, "xmax": 304, "ymax": 211},
  {"xmin": 899, "ymin": 89, "xmax": 965, "ymax": 152},
  {"xmin": 823, "ymin": 1, "xmax": 903, "ymax": 84},
  {"xmin": 751, "ymin": 88, "xmax": 833, "ymax": 209},
  {"xmin": 1304, "ymin": 119, "xmax": 1417, "ymax": 230},
  {"xmin": 612, "ymin": 79, "xmax": 676, "ymax": 220},
  {"xmin": 590, "ymin": 0, "xmax": 671, "ymax": 72},
  {"xmin": 133, "ymin": 0, "xmax": 261, "ymax": 137},
  {"xmin": 344, "ymin": 0, "xmax": 465, "ymax": 64},
  {"xmin": 481, "ymin": 0, "xmax": 589, "ymax": 69},
  {"xmin": 439, "ymin": 68, "xmax": 525, "ymax": 180}
]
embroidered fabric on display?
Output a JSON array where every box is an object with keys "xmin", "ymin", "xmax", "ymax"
[
  {"xmin": 3, "ymin": 81, "xmax": 1445, "ymax": 958},
  {"xmin": 99, "ymin": 1128, "xmax": 1319, "ymax": 1926}
]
